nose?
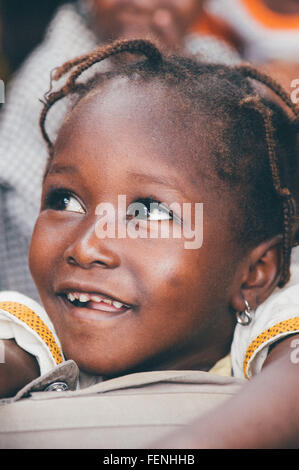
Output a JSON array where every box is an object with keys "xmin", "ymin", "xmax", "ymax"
[{"xmin": 63, "ymin": 219, "xmax": 120, "ymax": 269}]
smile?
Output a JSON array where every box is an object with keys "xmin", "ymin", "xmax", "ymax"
[{"xmin": 65, "ymin": 291, "xmax": 131, "ymax": 313}]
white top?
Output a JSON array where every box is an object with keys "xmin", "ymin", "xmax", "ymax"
[
  {"xmin": 205, "ymin": 0, "xmax": 299, "ymax": 62},
  {"xmin": 0, "ymin": 291, "xmax": 63, "ymax": 375}
]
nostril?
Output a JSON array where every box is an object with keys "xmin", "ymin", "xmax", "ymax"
[
  {"xmin": 66, "ymin": 255, "xmax": 109, "ymax": 269},
  {"xmin": 94, "ymin": 260, "xmax": 108, "ymax": 267},
  {"xmin": 66, "ymin": 256, "xmax": 78, "ymax": 266}
]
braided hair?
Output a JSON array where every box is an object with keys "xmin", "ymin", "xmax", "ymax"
[{"xmin": 39, "ymin": 39, "xmax": 299, "ymax": 287}]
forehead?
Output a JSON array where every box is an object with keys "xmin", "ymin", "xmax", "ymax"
[{"xmin": 54, "ymin": 78, "xmax": 206, "ymax": 180}]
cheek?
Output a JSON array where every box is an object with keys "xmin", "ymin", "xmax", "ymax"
[
  {"xmin": 134, "ymin": 241, "xmax": 204, "ymax": 307},
  {"xmin": 135, "ymin": 234, "xmax": 234, "ymax": 321},
  {"xmin": 135, "ymin": 250, "xmax": 216, "ymax": 349},
  {"xmin": 29, "ymin": 214, "xmax": 65, "ymax": 284}
]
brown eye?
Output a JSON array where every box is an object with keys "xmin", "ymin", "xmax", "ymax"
[
  {"xmin": 127, "ymin": 198, "xmax": 173, "ymax": 221},
  {"xmin": 44, "ymin": 189, "xmax": 85, "ymax": 214}
]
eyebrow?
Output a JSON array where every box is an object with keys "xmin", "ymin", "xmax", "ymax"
[
  {"xmin": 46, "ymin": 165, "xmax": 189, "ymax": 197},
  {"xmin": 128, "ymin": 171, "xmax": 184, "ymax": 193},
  {"xmin": 47, "ymin": 163, "xmax": 77, "ymax": 176}
]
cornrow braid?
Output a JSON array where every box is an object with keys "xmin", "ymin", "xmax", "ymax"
[
  {"xmin": 236, "ymin": 63, "xmax": 299, "ymax": 285},
  {"xmin": 235, "ymin": 64, "xmax": 299, "ymax": 122},
  {"xmin": 40, "ymin": 39, "xmax": 163, "ymax": 154},
  {"xmin": 240, "ymin": 96, "xmax": 296, "ymax": 286},
  {"xmin": 39, "ymin": 38, "xmax": 299, "ymax": 287}
]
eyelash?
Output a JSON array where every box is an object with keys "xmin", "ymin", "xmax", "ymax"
[
  {"xmin": 43, "ymin": 189, "xmax": 179, "ymax": 223},
  {"xmin": 127, "ymin": 198, "xmax": 175, "ymax": 222},
  {"xmin": 43, "ymin": 188, "xmax": 85, "ymax": 213}
]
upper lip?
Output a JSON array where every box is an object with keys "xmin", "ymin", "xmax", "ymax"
[{"xmin": 55, "ymin": 281, "xmax": 135, "ymax": 308}]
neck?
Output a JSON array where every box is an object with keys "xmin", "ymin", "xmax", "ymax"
[{"xmin": 102, "ymin": 342, "xmax": 232, "ymax": 381}]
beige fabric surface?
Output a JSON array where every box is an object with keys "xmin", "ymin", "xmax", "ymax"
[{"xmin": 0, "ymin": 361, "xmax": 245, "ymax": 449}]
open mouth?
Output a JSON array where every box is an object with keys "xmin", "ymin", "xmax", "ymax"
[{"xmin": 63, "ymin": 291, "xmax": 132, "ymax": 314}]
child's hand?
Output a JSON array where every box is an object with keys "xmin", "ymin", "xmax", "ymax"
[{"xmin": 0, "ymin": 339, "xmax": 40, "ymax": 398}]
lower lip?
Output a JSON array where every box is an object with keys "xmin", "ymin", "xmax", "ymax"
[{"xmin": 60, "ymin": 296, "xmax": 132, "ymax": 322}]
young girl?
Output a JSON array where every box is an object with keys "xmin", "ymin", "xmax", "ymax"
[{"xmin": 0, "ymin": 39, "xmax": 299, "ymax": 447}]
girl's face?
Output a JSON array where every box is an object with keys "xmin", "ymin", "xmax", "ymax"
[
  {"xmin": 29, "ymin": 80, "xmax": 240, "ymax": 377},
  {"xmin": 91, "ymin": 0, "xmax": 205, "ymax": 48}
]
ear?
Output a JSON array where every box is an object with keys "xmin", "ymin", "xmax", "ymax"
[{"xmin": 231, "ymin": 235, "xmax": 283, "ymax": 313}]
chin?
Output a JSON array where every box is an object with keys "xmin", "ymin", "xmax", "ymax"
[{"xmin": 62, "ymin": 345, "xmax": 138, "ymax": 378}]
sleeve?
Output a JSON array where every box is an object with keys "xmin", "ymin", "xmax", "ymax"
[
  {"xmin": 0, "ymin": 291, "xmax": 64, "ymax": 375},
  {"xmin": 231, "ymin": 249, "xmax": 299, "ymax": 379}
]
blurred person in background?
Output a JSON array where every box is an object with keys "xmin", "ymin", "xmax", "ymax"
[
  {"xmin": 0, "ymin": 0, "xmax": 73, "ymax": 81},
  {"xmin": 0, "ymin": 14, "xmax": 8, "ymax": 82},
  {"xmin": 195, "ymin": 0, "xmax": 299, "ymax": 94},
  {"xmin": 195, "ymin": 0, "xmax": 299, "ymax": 63},
  {"xmin": 0, "ymin": 0, "xmax": 240, "ymax": 300}
]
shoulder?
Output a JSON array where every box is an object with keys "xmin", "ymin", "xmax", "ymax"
[
  {"xmin": 0, "ymin": 291, "xmax": 64, "ymax": 375},
  {"xmin": 231, "ymin": 249, "xmax": 299, "ymax": 379}
]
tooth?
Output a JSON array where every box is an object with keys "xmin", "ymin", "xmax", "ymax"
[
  {"xmin": 67, "ymin": 293, "xmax": 75, "ymax": 302},
  {"xmin": 102, "ymin": 298, "xmax": 112, "ymax": 305},
  {"xmin": 79, "ymin": 294, "xmax": 90, "ymax": 302},
  {"xmin": 91, "ymin": 295, "xmax": 103, "ymax": 303},
  {"xmin": 112, "ymin": 301, "xmax": 123, "ymax": 309}
]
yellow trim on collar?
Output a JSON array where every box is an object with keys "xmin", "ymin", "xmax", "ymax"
[
  {"xmin": 243, "ymin": 317, "xmax": 299, "ymax": 379},
  {"xmin": 0, "ymin": 301, "xmax": 63, "ymax": 365}
]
